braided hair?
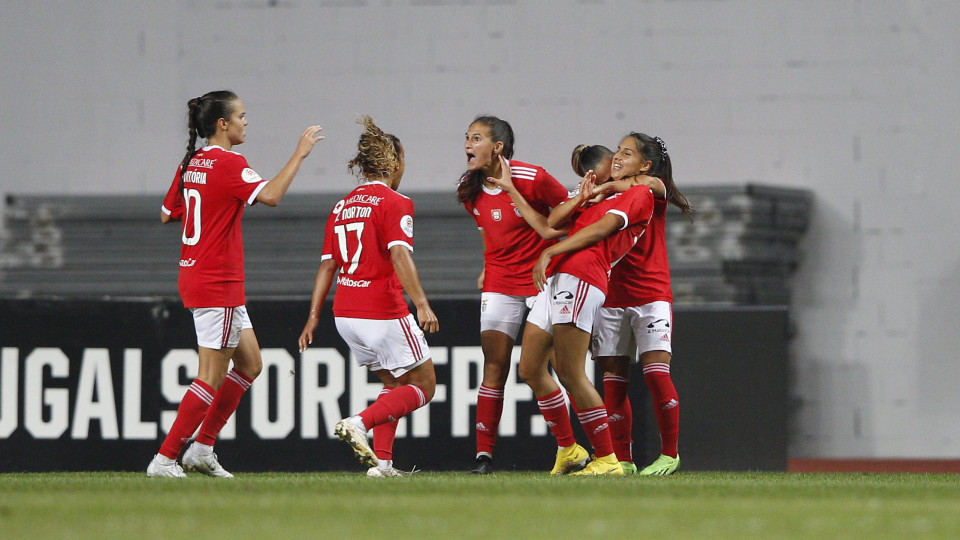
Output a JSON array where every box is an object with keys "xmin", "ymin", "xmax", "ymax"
[{"xmin": 178, "ymin": 90, "xmax": 238, "ymax": 191}]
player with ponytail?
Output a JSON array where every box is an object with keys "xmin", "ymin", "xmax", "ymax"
[
  {"xmin": 456, "ymin": 115, "xmax": 579, "ymax": 474},
  {"xmin": 149, "ymin": 90, "xmax": 323, "ymax": 478}
]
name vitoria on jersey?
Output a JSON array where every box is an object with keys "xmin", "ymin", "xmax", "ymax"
[{"xmin": 161, "ymin": 145, "xmax": 267, "ymax": 308}]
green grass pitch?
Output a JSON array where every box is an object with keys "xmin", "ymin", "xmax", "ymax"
[{"xmin": 2, "ymin": 471, "xmax": 959, "ymax": 539}]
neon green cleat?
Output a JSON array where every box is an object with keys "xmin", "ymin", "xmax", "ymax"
[
  {"xmin": 638, "ymin": 454, "xmax": 680, "ymax": 475},
  {"xmin": 619, "ymin": 461, "xmax": 638, "ymax": 474},
  {"xmin": 550, "ymin": 443, "xmax": 589, "ymax": 474},
  {"xmin": 571, "ymin": 453, "xmax": 624, "ymax": 476}
]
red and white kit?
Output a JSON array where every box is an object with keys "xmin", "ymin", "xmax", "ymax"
[
  {"xmin": 162, "ymin": 145, "xmax": 268, "ymax": 308},
  {"xmin": 548, "ymin": 186, "xmax": 656, "ymax": 295},
  {"xmin": 322, "ymin": 181, "xmax": 415, "ymax": 320},
  {"xmin": 463, "ymin": 159, "xmax": 568, "ymax": 296},
  {"xmin": 595, "ymin": 197, "xmax": 674, "ymax": 357},
  {"xmin": 528, "ymin": 186, "xmax": 655, "ymax": 334}
]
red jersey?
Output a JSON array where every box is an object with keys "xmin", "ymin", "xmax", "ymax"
[
  {"xmin": 548, "ymin": 186, "xmax": 655, "ymax": 295},
  {"xmin": 605, "ymin": 198, "xmax": 673, "ymax": 307},
  {"xmin": 161, "ymin": 146, "xmax": 267, "ymax": 308},
  {"xmin": 462, "ymin": 159, "xmax": 568, "ymax": 296},
  {"xmin": 322, "ymin": 181, "xmax": 413, "ymax": 319}
]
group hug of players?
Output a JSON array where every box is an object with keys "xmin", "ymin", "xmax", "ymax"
[{"xmin": 148, "ymin": 90, "xmax": 691, "ymax": 479}]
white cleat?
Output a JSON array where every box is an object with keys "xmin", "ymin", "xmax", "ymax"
[
  {"xmin": 334, "ymin": 417, "xmax": 377, "ymax": 468},
  {"xmin": 182, "ymin": 443, "xmax": 234, "ymax": 478},
  {"xmin": 146, "ymin": 454, "xmax": 186, "ymax": 478},
  {"xmin": 366, "ymin": 466, "xmax": 405, "ymax": 478}
]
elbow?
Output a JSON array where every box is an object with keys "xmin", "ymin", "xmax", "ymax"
[
  {"xmin": 538, "ymin": 228, "xmax": 566, "ymax": 240},
  {"xmin": 257, "ymin": 195, "xmax": 280, "ymax": 207}
]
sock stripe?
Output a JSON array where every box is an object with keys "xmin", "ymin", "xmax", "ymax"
[
  {"xmin": 603, "ymin": 374, "xmax": 629, "ymax": 384},
  {"xmin": 478, "ymin": 385, "xmax": 505, "ymax": 399},
  {"xmin": 411, "ymin": 384, "xmax": 427, "ymax": 408},
  {"xmin": 643, "ymin": 363, "xmax": 671, "ymax": 375},
  {"xmin": 577, "ymin": 408, "xmax": 609, "ymax": 424},
  {"xmin": 226, "ymin": 369, "xmax": 252, "ymax": 390},
  {"xmin": 188, "ymin": 381, "xmax": 215, "ymax": 404},
  {"xmin": 538, "ymin": 392, "xmax": 567, "ymax": 410}
]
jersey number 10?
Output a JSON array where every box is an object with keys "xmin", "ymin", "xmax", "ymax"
[{"xmin": 182, "ymin": 188, "xmax": 202, "ymax": 246}]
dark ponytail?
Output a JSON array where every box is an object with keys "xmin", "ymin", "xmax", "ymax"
[
  {"xmin": 624, "ymin": 132, "xmax": 693, "ymax": 219},
  {"xmin": 571, "ymin": 144, "xmax": 614, "ymax": 179},
  {"xmin": 178, "ymin": 90, "xmax": 238, "ymax": 192}
]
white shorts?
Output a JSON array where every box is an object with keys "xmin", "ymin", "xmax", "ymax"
[
  {"xmin": 191, "ymin": 306, "xmax": 252, "ymax": 350},
  {"xmin": 335, "ymin": 314, "xmax": 431, "ymax": 377},
  {"xmin": 591, "ymin": 301, "xmax": 673, "ymax": 361},
  {"xmin": 480, "ymin": 292, "xmax": 536, "ymax": 339},
  {"xmin": 526, "ymin": 273, "xmax": 605, "ymax": 335}
]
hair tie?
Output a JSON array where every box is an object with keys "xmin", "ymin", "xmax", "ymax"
[{"xmin": 654, "ymin": 136, "xmax": 668, "ymax": 158}]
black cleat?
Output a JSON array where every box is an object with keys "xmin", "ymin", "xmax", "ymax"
[{"xmin": 470, "ymin": 455, "xmax": 493, "ymax": 475}]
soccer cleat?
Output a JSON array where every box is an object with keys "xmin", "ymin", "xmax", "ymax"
[
  {"xmin": 146, "ymin": 454, "xmax": 187, "ymax": 478},
  {"xmin": 638, "ymin": 454, "xmax": 680, "ymax": 476},
  {"xmin": 470, "ymin": 455, "xmax": 493, "ymax": 475},
  {"xmin": 334, "ymin": 417, "xmax": 378, "ymax": 468},
  {"xmin": 619, "ymin": 461, "xmax": 638, "ymax": 474},
  {"xmin": 366, "ymin": 466, "xmax": 405, "ymax": 478},
  {"xmin": 182, "ymin": 443, "xmax": 234, "ymax": 478},
  {"xmin": 550, "ymin": 443, "xmax": 590, "ymax": 474},
  {"xmin": 571, "ymin": 453, "xmax": 624, "ymax": 476}
]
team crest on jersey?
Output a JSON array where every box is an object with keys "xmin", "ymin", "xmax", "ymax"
[
  {"xmin": 401, "ymin": 215, "xmax": 414, "ymax": 238},
  {"xmin": 491, "ymin": 209, "xmax": 502, "ymax": 221},
  {"xmin": 241, "ymin": 168, "xmax": 262, "ymax": 183}
]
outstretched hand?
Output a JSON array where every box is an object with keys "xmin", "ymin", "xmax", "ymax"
[{"xmin": 296, "ymin": 125, "xmax": 324, "ymax": 158}]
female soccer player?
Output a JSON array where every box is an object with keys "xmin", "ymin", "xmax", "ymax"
[
  {"xmin": 149, "ymin": 90, "xmax": 323, "ymax": 478},
  {"xmin": 457, "ymin": 116, "xmax": 572, "ymax": 474},
  {"xmin": 588, "ymin": 133, "xmax": 692, "ymax": 475},
  {"xmin": 298, "ymin": 116, "xmax": 438, "ymax": 477},
  {"xmin": 489, "ymin": 147, "xmax": 656, "ymax": 475}
]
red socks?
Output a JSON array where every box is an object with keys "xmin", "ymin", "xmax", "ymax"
[
  {"xmin": 372, "ymin": 388, "xmax": 398, "ymax": 461},
  {"xmin": 577, "ymin": 406, "xmax": 614, "ymax": 458},
  {"xmin": 196, "ymin": 369, "xmax": 253, "ymax": 446},
  {"xmin": 603, "ymin": 374, "xmax": 633, "ymax": 462},
  {"xmin": 475, "ymin": 385, "xmax": 505, "ymax": 455},
  {"xmin": 359, "ymin": 384, "xmax": 428, "ymax": 430},
  {"xmin": 643, "ymin": 362, "xmax": 679, "ymax": 458},
  {"xmin": 536, "ymin": 389, "xmax": 576, "ymax": 448},
  {"xmin": 159, "ymin": 379, "xmax": 214, "ymax": 459}
]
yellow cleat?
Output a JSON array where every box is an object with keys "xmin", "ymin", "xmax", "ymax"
[
  {"xmin": 638, "ymin": 454, "xmax": 680, "ymax": 475},
  {"xmin": 550, "ymin": 443, "xmax": 589, "ymax": 474},
  {"xmin": 571, "ymin": 453, "xmax": 624, "ymax": 476}
]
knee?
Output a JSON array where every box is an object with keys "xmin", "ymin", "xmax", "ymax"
[
  {"xmin": 516, "ymin": 361, "xmax": 537, "ymax": 385},
  {"xmin": 553, "ymin": 364, "xmax": 581, "ymax": 389},
  {"xmin": 238, "ymin": 359, "xmax": 262, "ymax": 380},
  {"xmin": 409, "ymin": 366, "xmax": 436, "ymax": 402}
]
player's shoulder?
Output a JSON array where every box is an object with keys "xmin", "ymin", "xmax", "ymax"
[{"xmin": 506, "ymin": 159, "xmax": 544, "ymax": 181}]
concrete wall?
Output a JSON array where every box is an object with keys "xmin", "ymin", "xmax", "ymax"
[{"xmin": 2, "ymin": 0, "xmax": 959, "ymax": 458}]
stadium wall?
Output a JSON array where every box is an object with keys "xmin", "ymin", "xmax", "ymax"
[
  {"xmin": 0, "ymin": 298, "xmax": 788, "ymax": 472},
  {"xmin": 3, "ymin": 1, "xmax": 960, "ymax": 460}
]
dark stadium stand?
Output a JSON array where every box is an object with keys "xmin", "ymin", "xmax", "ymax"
[{"xmin": 0, "ymin": 186, "xmax": 811, "ymax": 304}]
